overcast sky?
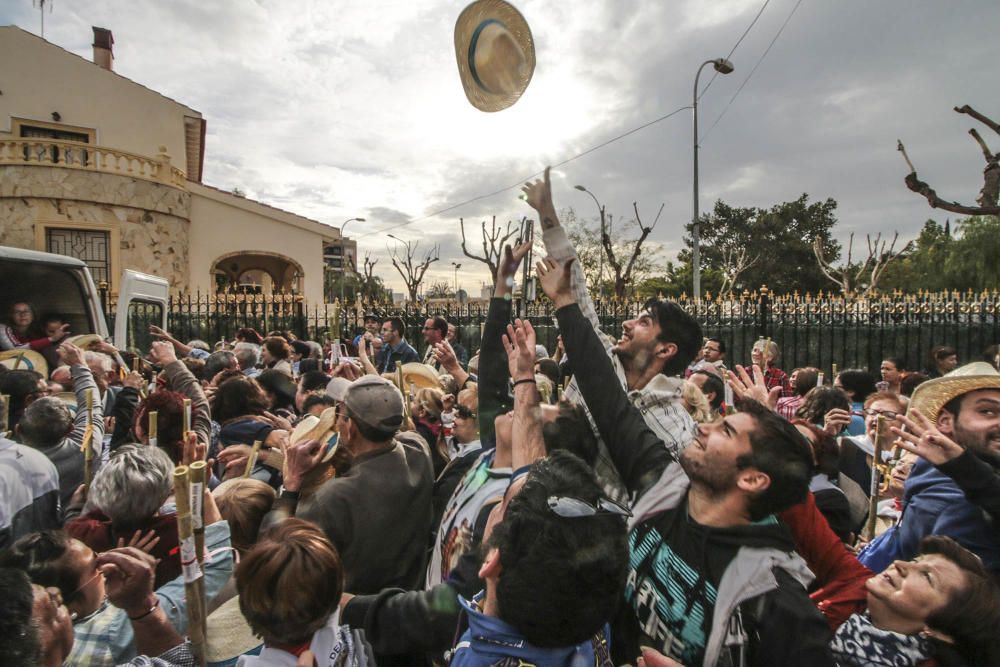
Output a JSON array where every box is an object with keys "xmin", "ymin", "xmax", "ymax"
[{"xmin": 3, "ymin": 0, "xmax": 998, "ymax": 294}]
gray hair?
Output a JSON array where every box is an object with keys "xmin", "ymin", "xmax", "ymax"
[
  {"xmin": 88, "ymin": 444, "xmax": 174, "ymax": 527},
  {"xmin": 233, "ymin": 343, "xmax": 260, "ymax": 370},
  {"xmin": 305, "ymin": 340, "xmax": 323, "ymax": 360},
  {"xmin": 19, "ymin": 397, "xmax": 72, "ymax": 448},
  {"xmin": 84, "ymin": 351, "xmax": 115, "ymax": 375},
  {"xmin": 187, "ymin": 339, "xmax": 211, "ymax": 352},
  {"xmin": 205, "ymin": 350, "xmax": 237, "ymax": 378}
]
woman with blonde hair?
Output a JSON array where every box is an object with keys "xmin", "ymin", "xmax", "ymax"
[
  {"xmin": 411, "ymin": 386, "xmax": 448, "ymax": 476},
  {"xmin": 680, "ymin": 379, "xmax": 714, "ymax": 424}
]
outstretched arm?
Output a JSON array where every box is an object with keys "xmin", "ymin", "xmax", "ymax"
[{"xmin": 503, "ymin": 319, "xmax": 544, "ymax": 469}]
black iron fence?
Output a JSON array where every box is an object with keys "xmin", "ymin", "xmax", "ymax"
[{"xmin": 104, "ymin": 288, "xmax": 1000, "ymax": 373}]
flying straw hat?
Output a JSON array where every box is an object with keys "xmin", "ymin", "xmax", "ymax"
[
  {"xmin": 0, "ymin": 349, "xmax": 48, "ymax": 378},
  {"xmin": 454, "ymin": 0, "xmax": 535, "ymax": 112},
  {"xmin": 401, "ymin": 362, "xmax": 441, "ymax": 389},
  {"xmin": 907, "ymin": 361, "xmax": 1000, "ymax": 425},
  {"xmin": 67, "ymin": 334, "xmax": 103, "ymax": 350}
]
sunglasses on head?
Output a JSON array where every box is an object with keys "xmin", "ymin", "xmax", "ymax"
[
  {"xmin": 455, "ymin": 405, "xmax": 476, "ymax": 420},
  {"xmin": 546, "ymin": 495, "xmax": 632, "ymax": 519}
]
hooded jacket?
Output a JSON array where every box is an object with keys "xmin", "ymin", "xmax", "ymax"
[
  {"xmin": 859, "ymin": 456, "xmax": 1000, "ymax": 573},
  {"xmin": 557, "ymin": 303, "xmax": 833, "ymax": 667},
  {"xmin": 449, "ymin": 595, "xmax": 612, "ymax": 667}
]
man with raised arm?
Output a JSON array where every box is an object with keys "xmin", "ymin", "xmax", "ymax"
[
  {"xmin": 522, "ymin": 168, "xmax": 701, "ymax": 499},
  {"xmin": 536, "ymin": 256, "xmax": 833, "ymax": 667}
]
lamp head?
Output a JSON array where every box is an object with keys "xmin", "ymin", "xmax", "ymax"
[
  {"xmin": 356, "ymin": 217, "xmax": 366, "ymax": 222},
  {"xmin": 713, "ymin": 58, "xmax": 735, "ymax": 74},
  {"xmin": 573, "ymin": 185, "xmax": 587, "ymax": 192}
]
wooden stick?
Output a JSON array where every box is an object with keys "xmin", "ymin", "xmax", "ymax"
[
  {"xmin": 243, "ymin": 440, "xmax": 263, "ymax": 478},
  {"xmin": 832, "ymin": 363, "xmax": 838, "ymax": 379},
  {"xmin": 864, "ymin": 416, "xmax": 887, "ymax": 540},
  {"xmin": 189, "ymin": 461, "xmax": 207, "ymax": 565},
  {"xmin": 82, "ymin": 390, "xmax": 95, "ymax": 489},
  {"xmin": 182, "ymin": 398, "xmax": 192, "ymax": 438},
  {"xmin": 148, "ymin": 411, "xmax": 158, "ymax": 448},
  {"xmin": 173, "ymin": 465, "xmax": 207, "ymax": 667},
  {"xmin": 0, "ymin": 394, "xmax": 8, "ymax": 436}
]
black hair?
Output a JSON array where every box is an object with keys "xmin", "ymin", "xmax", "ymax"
[
  {"xmin": 490, "ymin": 451, "xmax": 628, "ymax": 647},
  {"xmin": 0, "ymin": 568, "xmax": 40, "ymax": 665},
  {"xmin": 706, "ymin": 337, "xmax": 726, "ymax": 354},
  {"xmin": 429, "ymin": 316, "xmax": 448, "ymax": 338},
  {"xmin": 298, "ymin": 358, "xmax": 322, "ymax": 375},
  {"xmin": 299, "ymin": 371, "xmax": 332, "ymax": 393},
  {"xmin": 644, "ymin": 298, "xmax": 703, "ymax": 376},
  {"xmin": 210, "ymin": 375, "xmax": 270, "ymax": 422},
  {"xmin": 881, "ymin": 356, "xmax": 906, "ymax": 371},
  {"xmin": 736, "ymin": 399, "xmax": 813, "ymax": 520},
  {"xmin": 386, "ymin": 317, "xmax": 405, "ymax": 336},
  {"xmin": 793, "ymin": 367, "xmax": 820, "ymax": 397},
  {"xmin": 0, "ymin": 369, "xmax": 44, "ymax": 431},
  {"xmin": 930, "ymin": 345, "xmax": 957, "ymax": 364},
  {"xmin": 256, "ymin": 369, "xmax": 297, "ymax": 412},
  {"xmin": 302, "ymin": 394, "xmax": 336, "ymax": 414},
  {"xmin": 0, "ymin": 531, "xmax": 81, "ymax": 605},
  {"xmin": 541, "ymin": 400, "xmax": 598, "ymax": 466},
  {"xmin": 290, "ymin": 340, "xmax": 311, "ymax": 358},
  {"xmin": 837, "ymin": 369, "xmax": 878, "ymax": 402},
  {"xmin": 535, "ymin": 358, "xmax": 561, "ymax": 388},
  {"xmin": 919, "ymin": 536, "xmax": 1000, "ymax": 667},
  {"xmin": 900, "ymin": 372, "xmax": 929, "ymax": 397},
  {"xmin": 692, "ymin": 370, "xmax": 725, "ymax": 411}
]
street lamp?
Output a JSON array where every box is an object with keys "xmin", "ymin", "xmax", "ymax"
[
  {"xmin": 451, "ymin": 261, "xmax": 462, "ymax": 298},
  {"xmin": 339, "ymin": 217, "xmax": 365, "ymax": 303},
  {"xmin": 692, "ymin": 58, "xmax": 734, "ymax": 300},
  {"xmin": 574, "ymin": 184, "xmax": 606, "ymax": 300}
]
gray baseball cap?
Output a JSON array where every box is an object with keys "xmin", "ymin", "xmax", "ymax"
[
  {"xmin": 326, "ymin": 377, "xmax": 352, "ymax": 402},
  {"xmin": 343, "ymin": 375, "xmax": 404, "ymax": 433}
]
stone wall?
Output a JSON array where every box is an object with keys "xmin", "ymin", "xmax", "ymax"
[{"xmin": 0, "ymin": 165, "xmax": 192, "ymax": 291}]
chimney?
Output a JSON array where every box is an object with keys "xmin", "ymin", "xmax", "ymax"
[{"xmin": 92, "ymin": 27, "xmax": 114, "ymax": 71}]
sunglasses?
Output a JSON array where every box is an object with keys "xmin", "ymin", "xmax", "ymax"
[
  {"xmin": 546, "ymin": 495, "xmax": 632, "ymax": 519},
  {"xmin": 863, "ymin": 408, "xmax": 900, "ymax": 419},
  {"xmin": 455, "ymin": 405, "xmax": 476, "ymax": 420}
]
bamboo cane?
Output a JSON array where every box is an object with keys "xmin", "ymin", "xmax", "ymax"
[
  {"xmin": 1, "ymin": 394, "xmax": 8, "ymax": 436},
  {"xmin": 173, "ymin": 465, "xmax": 207, "ymax": 667},
  {"xmin": 189, "ymin": 461, "xmax": 207, "ymax": 564},
  {"xmin": 816, "ymin": 372, "xmax": 825, "ymax": 387},
  {"xmin": 864, "ymin": 416, "xmax": 887, "ymax": 540},
  {"xmin": 243, "ymin": 440, "xmax": 263, "ymax": 479},
  {"xmin": 832, "ymin": 363, "xmax": 838, "ymax": 379},
  {"xmin": 82, "ymin": 390, "xmax": 95, "ymax": 489},
  {"xmin": 148, "ymin": 411, "xmax": 158, "ymax": 449},
  {"xmin": 182, "ymin": 398, "xmax": 192, "ymax": 438}
]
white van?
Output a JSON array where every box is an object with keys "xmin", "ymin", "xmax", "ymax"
[{"xmin": 0, "ymin": 246, "xmax": 168, "ymax": 352}]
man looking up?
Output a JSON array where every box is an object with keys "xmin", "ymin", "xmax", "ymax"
[
  {"xmin": 376, "ymin": 317, "xmax": 419, "ymax": 373},
  {"xmin": 537, "ymin": 256, "xmax": 832, "ymax": 667},
  {"xmin": 522, "ymin": 168, "xmax": 702, "ymax": 497}
]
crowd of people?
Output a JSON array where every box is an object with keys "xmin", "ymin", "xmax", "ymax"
[{"xmin": 0, "ymin": 166, "xmax": 998, "ymax": 667}]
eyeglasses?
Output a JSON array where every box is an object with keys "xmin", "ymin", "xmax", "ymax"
[
  {"xmin": 864, "ymin": 408, "xmax": 900, "ymax": 419},
  {"xmin": 547, "ymin": 495, "xmax": 632, "ymax": 519},
  {"xmin": 455, "ymin": 405, "xmax": 476, "ymax": 420}
]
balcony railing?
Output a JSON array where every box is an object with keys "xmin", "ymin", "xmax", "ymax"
[{"xmin": 0, "ymin": 138, "xmax": 188, "ymax": 189}]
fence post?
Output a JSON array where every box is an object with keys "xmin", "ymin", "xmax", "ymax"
[
  {"xmin": 98, "ymin": 281, "xmax": 110, "ymax": 321},
  {"xmin": 757, "ymin": 285, "xmax": 771, "ymax": 340}
]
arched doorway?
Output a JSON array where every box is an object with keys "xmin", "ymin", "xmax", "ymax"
[{"xmin": 211, "ymin": 251, "xmax": 304, "ymax": 295}]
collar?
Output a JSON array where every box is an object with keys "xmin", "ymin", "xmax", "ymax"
[
  {"xmin": 628, "ymin": 373, "xmax": 685, "ymax": 405},
  {"xmin": 830, "ymin": 612, "xmax": 931, "ymax": 666},
  {"xmin": 455, "ymin": 439, "xmax": 482, "ymax": 458}
]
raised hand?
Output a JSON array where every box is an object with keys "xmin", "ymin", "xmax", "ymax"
[
  {"xmin": 495, "ymin": 237, "xmax": 534, "ymax": 297},
  {"xmin": 148, "ymin": 340, "xmax": 177, "ymax": 366},
  {"xmin": 822, "ymin": 408, "xmax": 852, "ymax": 437},
  {"xmin": 48, "ymin": 322, "xmax": 71, "ymax": 343},
  {"xmin": 116, "ymin": 529, "xmax": 161, "ymax": 554},
  {"xmin": 520, "ymin": 166, "xmax": 558, "ymax": 229},
  {"xmin": 502, "ymin": 319, "xmax": 537, "ymax": 382},
  {"xmin": 535, "ymin": 256, "xmax": 576, "ymax": 308},
  {"xmin": 97, "ymin": 547, "xmax": 158, "ymax": 616},
  {"xmin": 57, "ymin": 341, "xmax": 86, "ymax": 367},
  {"xmin": 728, "ymin": 364, "xmax": 781, "ymax": 410},
  {"xmin": 282, "ymin": 438, "xmax": 326, "ymax": 492},
  {"xmin": 891, "ymin": 407, "xmax": 964, "ymax": 465},
  {"xmin": 433, "ymin": 340, "xmax": 460, "ymax": 373}
]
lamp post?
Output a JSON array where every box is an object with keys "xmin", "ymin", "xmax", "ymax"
[
  {"xmin": 339, "ymin": 217, "xmax": 364, "ymax": 303},
  {"xmin": 451, "ymin": 261, "xmax": 462, "ymax": 299},
  {"xmin": 692, "ymin": 58, "xmax": 734, "ymax": 300},
  {"xmin": 574, "ymin": 184, "xmax": 606, "ymax": 301}
]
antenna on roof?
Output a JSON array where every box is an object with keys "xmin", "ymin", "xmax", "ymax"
[{"xmin": 33, "ymin": 0, "xmax": 54, "ymax": 39}]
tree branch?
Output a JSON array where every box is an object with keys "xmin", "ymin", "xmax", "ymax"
[{"xmin": 955, "ymin": 104, "xmax": 1000, "ymax": 136}]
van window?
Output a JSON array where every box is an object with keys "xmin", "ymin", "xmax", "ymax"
[
  {"xmin": 0, "ymin": 261, "xmax": 98, "ymax": 336},
  {"xmin": 124, "ymin": 300, "xmax": 164, "ymax": 353}
]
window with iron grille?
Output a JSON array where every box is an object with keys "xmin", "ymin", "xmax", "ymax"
[
  {"xmin": 46, "ymin": 228, "xmax": 111, "ymax": 285},
  {"xmin": 20, "ymin": 124, "xmax": 91, "ymax": 165}
]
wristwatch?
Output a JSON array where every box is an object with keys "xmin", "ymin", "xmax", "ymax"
[{"xmin": 278, "ymin": 485, "xmax": 300, "ymax": 502}]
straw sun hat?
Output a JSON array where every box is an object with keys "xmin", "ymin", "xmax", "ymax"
[
  {"xmin": 0, "ymin": 349, "xmax": 48, "ymax": 378},
  {"xmin": 454, "ymin": 0, "xmax": 535, "ymax": 112},
  {"xmin": 907, "ymin": 361, "xmax": 1000, "ymax": 425}
]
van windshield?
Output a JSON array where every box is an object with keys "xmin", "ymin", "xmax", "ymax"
[{"xmin": 0, "ymin": 261, "xmax": 98, "ymax": 337}]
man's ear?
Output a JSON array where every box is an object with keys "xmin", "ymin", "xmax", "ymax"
[
  {"xmin": 478, "ymin": 547, "xmax": 502, "ymax": 580},
  {"xmin": 936, "ymin": 409, "xmax": 956, "ymax": 437},
  {"xmin": 656, "ymin": 342, "xmax": 678, "ymax": 361},
  {"xmin": 736, "ymin": 469, "xmax": 770, "ymax": 495}
]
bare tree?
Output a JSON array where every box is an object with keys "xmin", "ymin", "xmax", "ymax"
[
  {"xmin": 603, "ymin": 202, "xmax": 662, "ymax": 300},
  {"xmin": 389, "ymin": 239, "xmax": 440, "ymax": 302},
  {"xmin": 718, "ymin": 244, "xmax": 761, "ymax": 295},
  {"xmin": 813, "ymin": 232, "xmax": 912, "ymax": 297},
  {"xmin": 459, "ymin": 216, "xmax": 523, "ymax": 285},
  {"xmin": 898, "ymin": 105, "xmax": 1000, "ymax": 216},
  {"xmin": 425, "ymin": 280, "xmax": 453, "ymax": 299}
]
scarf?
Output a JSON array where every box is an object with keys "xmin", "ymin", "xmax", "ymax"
[{"xmin": 830, "ymin": 612, "xmax": 932, "ymax": 666}]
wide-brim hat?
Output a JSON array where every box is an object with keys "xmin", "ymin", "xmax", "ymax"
[
  {"xmin": 67, "ymin": 334, "xmax": 103, "ymax": 350},
  {"xmin": 907, "ymin": 362, "xmax": 1000, "ymax": 425},
  {"xmin": 454, "ymin": 0, "xmax": 535, "ymax": 112},
  {"xmin": 0, "ymin": 349, "xmax": 48, "ymax": 378},
  {"xmin": 400, "ymin": 362, "xmax": 441, "ymax": 389}
]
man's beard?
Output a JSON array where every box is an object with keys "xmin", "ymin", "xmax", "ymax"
[
  {"xmin": 954, "ymin": 422, "xmax": 1000, "ymax": 467},
  {"xmin": 679, "ymin": 447, "xmax": 738, "ymax": 493}
]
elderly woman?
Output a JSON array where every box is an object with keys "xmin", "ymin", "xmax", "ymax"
[
  {"xmin": 64, "ymin": 445, "xmax": 181, "ymax": 589},
  {"xmin": 260, "ymin": 337, "xmax": 293, "ymax": 376},
  {"xmin": 235, "ymin": 519, "xmax": 373, "ymax": 666},
  {"xmin": 1, "ymin": 482, "xmax": 233, "ymax": 666},
  {"xmin": 0, "ymin": 301, "xmax": 69, "ymax": 351},
  {"xmin": 411, "ymin": 386, "xmax": 448, "ymax": 477}
]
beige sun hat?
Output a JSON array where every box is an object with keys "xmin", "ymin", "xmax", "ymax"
[
  {"xmin": 0, "ymin": 349, "xmax": 48, "ymax": 378},
  {"xmin": 401, "ymin": 362, "xmax": 441, "ymax": 390},
  {"xmin": 67, "ymin": 334, "xmax": 103, "ymax": 350},
  {"xmin": 907, "ymin": 361, "xmax": 1000, "ymax": 424},
  {"xmin": 454, "ymin": 0, "xmax": 535, "ymax": 112}
]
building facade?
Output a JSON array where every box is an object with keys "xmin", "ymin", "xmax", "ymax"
[{"xmin": 0, "ymin": 25, "xmax": 347, "ymax": 304}]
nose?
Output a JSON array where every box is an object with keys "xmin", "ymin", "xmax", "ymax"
[{"xmin": 893, "ymin": 560, "xmax": 911, "ymax": 577}]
